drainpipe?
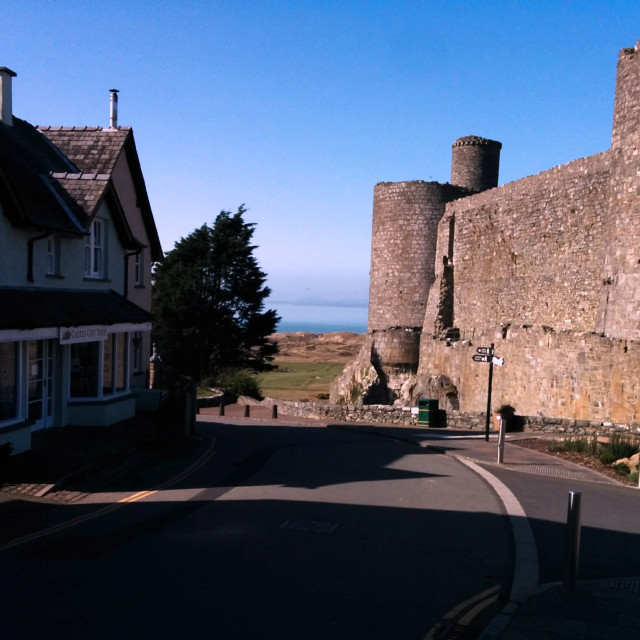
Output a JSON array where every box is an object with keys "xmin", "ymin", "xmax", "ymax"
[{"xmin": 27, "ymin": 231, "xmax": 50, "ymax": 283}]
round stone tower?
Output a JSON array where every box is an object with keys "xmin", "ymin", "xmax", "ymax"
[
  {"xmin": 451, "ymin": 136, "xmax": 502, "ymax": 192},
  {"xmin": 366, "ymin": 180, "xmax": 463, "ymax": 402}
]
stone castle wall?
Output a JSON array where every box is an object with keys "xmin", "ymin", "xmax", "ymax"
[
  {"xmin": 417, "ymin": 326, "xmax": 640, "ymax": 423},
  {"xmin": 425, "ymin": 152, "xmax": 611, "ymax": 337},
  {"xmin": 332, "ymin": 40, "xmax": 640, "ymax": 427},
  {"xmin": 597, "ymin": 43, "xmax": 640, "ymax": 339}
]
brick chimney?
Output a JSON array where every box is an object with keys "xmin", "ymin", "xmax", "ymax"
[{"xmin": 0, "ymin": 67, "xmax": 17, "ymax": 126}]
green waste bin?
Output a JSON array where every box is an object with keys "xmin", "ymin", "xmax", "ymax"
[{"xmin": 418, "ymin": 398, "xmax": 439, "ymax": 427}]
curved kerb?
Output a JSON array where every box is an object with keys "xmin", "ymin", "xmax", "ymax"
[{"xmin": 456, "ymin": 457, "xmax": 539, "ymax": 639}]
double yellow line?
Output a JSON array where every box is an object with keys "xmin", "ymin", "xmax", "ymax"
[
  {"xmin": 118, "ymin": 489, "xmax": 157, "ymax": 503},
  {"xmin": 0, "ymin": 433, "xmax": 216, "ymax": 551}
]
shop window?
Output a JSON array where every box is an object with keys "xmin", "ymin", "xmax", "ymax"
[
  {"xmin": 103, "ymin": 333, "xmax": 127, "ymax": 395},
  {"xmin": 70, "ymin": 334, "xmax": 129, "ymax": 400},
  {"xmin": 0, "ymin": 342, "xmax": 17, "ymax": 421},
  {"xmin": 70, "ymin": 342, "xmax": 99, "ymax": 397}
]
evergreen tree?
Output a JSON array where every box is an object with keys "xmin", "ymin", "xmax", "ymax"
[{"xmin": 152, "ymin": 206, "xmax": 279, "ymax": 379}]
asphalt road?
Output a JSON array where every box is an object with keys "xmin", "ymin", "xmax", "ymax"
[
  {"xmin": 1, "ymin": 422, "xmax": 513, "ymax": 640},
  {"xmin": 487, "ymin": 464, "xmax": 640, "ymax": 585}
]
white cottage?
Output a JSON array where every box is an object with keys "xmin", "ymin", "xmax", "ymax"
[{"xmin": 0, "ymin": 68, "xmax": 162, "ymax": 453}]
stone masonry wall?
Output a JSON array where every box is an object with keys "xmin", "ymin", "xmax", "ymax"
[
  {"xmin": 426, "ymin": 152, "xmax": 611, "ymax": 337},
  {"xmin": 417, "ymin": 325, "xmax": 640, "ymax": 424},
  {"xmin": 252, "ymin": 398, "xmax": 640, "ymax": 435},
  {"xmin": 597, "ymin": 42, "xmax": 640, "ymax": 339}
]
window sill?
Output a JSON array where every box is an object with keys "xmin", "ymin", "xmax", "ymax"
[
  {"xmin": 0, "ymin": 419, "xmax": 29, "ymax": 435},
  {"xmin": 68, "ymin": 392, "xmax": 133, "ymax": 406},
  {"xmin": 46, "ymin": 274, "xmax": 65, "ymax": 280},
  {"xmin": 83, "ymin": 277, "xmax": 111, "ymax": 283}
]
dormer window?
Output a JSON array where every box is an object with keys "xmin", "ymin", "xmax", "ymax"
[{"xmin": 85, "ymin": 219, "xmax": 105, "ymax": 278}]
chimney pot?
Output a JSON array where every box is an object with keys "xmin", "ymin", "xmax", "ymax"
[
  {"xmin": 0, "ymin": 67, "xmax": 17, "ymax": 126},
  {"xmin": 109, "ymin": 89, "xmax": 119, "ymax": 129}
]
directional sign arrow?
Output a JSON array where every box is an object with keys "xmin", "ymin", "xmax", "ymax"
[
  {"xmin": 472, "ymin": 354, "xmax": 490, "ymax": 363},
  {"xmin": 476, "ymin": 347, "xmax": 494, "ymax": 355},
  {"xmin": 492, "ymin": 356, "xmax": 504, "ymax": 366}
]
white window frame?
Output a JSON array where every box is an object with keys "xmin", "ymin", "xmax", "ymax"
[{"xmin": 85, "ymin": 219, "xmax": 105, "ymax": 279}]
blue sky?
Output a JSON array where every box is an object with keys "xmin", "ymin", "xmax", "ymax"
[{"xmin": 4, "ymin": 1, "xmax": 640, "ymax": 314}]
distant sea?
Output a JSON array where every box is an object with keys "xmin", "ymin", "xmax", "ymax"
[{"xmin": 274, "ymin": 302, "xmax": 367, "ymax": 334}]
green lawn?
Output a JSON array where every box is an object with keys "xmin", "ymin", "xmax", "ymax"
[{"xmin": 258, "ymin": 362, "xmax": 345, "ymax": 401}]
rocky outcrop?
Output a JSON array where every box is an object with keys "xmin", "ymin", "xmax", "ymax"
[
  {"xmin": 329, "ymin": 337, "xmax": 381, "ymax": 404},
  {"xmin": 397, "ymin": 374, "xmax": 459, "ymax": 410}
]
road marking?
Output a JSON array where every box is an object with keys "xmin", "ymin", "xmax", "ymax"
[
  {"xmin": 0, "ymin": 433, "xmax": 216, "ymax": 551},
  {"xmin": 423, "ymin": 585, "xmax": 499, "ymax": 640},
  {"xmin": 118, "ymin": 489, "xmax": 157, "ymax": 503}
]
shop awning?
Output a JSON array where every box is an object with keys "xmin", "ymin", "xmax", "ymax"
[{"xmin": 0, "ymin": 287, "xmax": 151, "ymax": 331}]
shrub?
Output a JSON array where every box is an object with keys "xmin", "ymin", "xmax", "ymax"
[
  {"xmin": 598, "ymin": 449, "xmax": 618, "ymax": 466},
  {"xmin": 549, "ymin": 436, "xmax": 597, "ymax": 456},
  {"xmin": 613, "ymin": 463, "xmax": 631, "ymax": 476},
  {"xmin": 602, "ymin": 433, "xmax": 638, "ymax": 461},
  {"xmin": 218, "ymin": 370, "xmax": 263, "ymax": 400}
]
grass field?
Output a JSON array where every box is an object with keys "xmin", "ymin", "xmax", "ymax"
[{"xmin": 258, "ymin": 361, "xmax": 345, "ymax": 401}]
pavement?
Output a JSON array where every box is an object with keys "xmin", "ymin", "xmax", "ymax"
[{"xmin": 2, "ymin": 407, "xmax": 639, "ymax": 639}]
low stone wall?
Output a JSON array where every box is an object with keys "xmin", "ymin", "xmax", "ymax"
[{"xmin": 258, "ymin": 398, "xmax": 640, "ymax": 437}]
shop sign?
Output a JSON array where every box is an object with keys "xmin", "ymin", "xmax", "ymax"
[{"xmin": 60, "ymin": 325, "xmax": 109, "ymax": 344}]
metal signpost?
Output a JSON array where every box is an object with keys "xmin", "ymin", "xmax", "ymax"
[{"xmin": 471, "ymin": 343, "xmax": 504, "ymax": 442}]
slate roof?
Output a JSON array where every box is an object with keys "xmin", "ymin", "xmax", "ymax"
[
  {"xmin": 0, "ymin": 287, "xmax": 151, "ymax": 330},
  {"xmin": 0, "ymin": 118, "xmax": 91, "ymax": 233},
  {"xmin": 38, "ymin": 126, "xmax": 163, "ymax": 261},
  {"xmin": 38, "ymin": 126, "xmax": 130, "ymax": 175},
  {"xmin": 0, "ymin": 114, "xmax": 162, "ymax": 260},
  {"xmin": 52, "ymin": 172, "xmax": 111, "ymax": 220}
]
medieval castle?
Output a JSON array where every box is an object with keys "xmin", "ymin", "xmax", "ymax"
[{"xmin": 331, "ymin": 40, "xmax": 640, "ymax": 427}]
